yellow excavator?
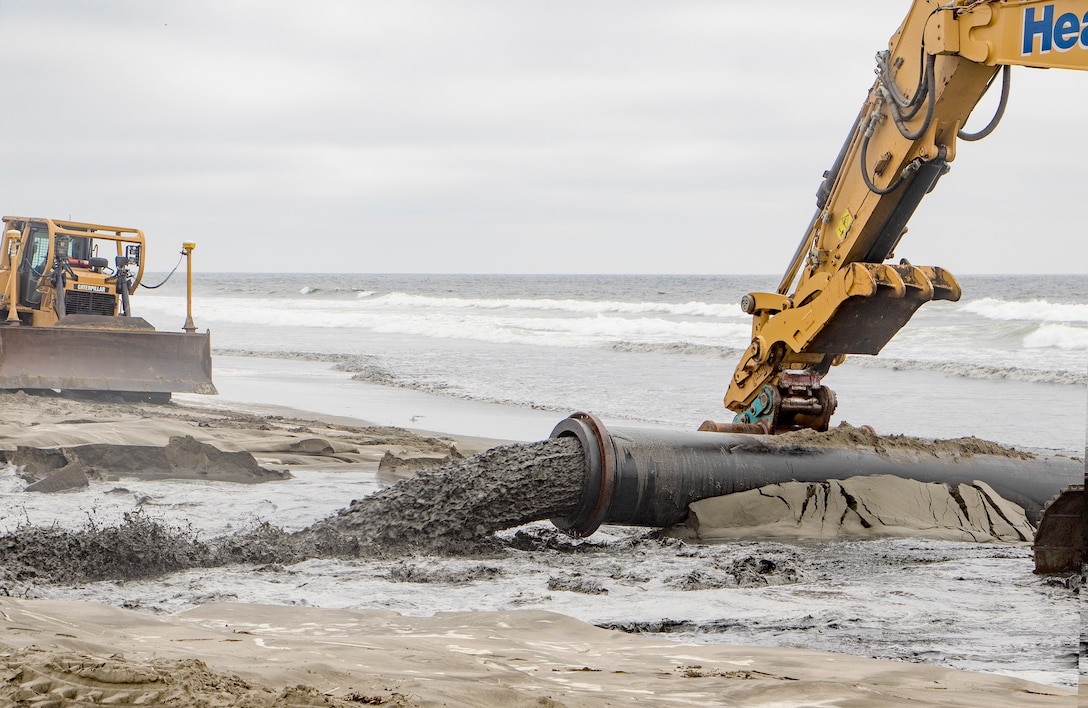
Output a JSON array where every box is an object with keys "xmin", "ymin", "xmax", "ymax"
[
  {"xmin": 552, "ymin": 0, "xmax": 1085, "ymax": 576},
  {"xmin": 0, "ymin": 217, "xmax": 216, "ymax": 403},
  {"xmin": 697, "ymin": 0, "xmax": 1085, "ymax": 572}
]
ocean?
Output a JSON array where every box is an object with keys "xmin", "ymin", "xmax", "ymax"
[{"xmin": 137, "ymin": 272, "xmax": 1087, "ymax": 454}]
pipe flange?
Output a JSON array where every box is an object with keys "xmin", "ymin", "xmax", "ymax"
[{"xmin": 549, "ymin": 411, "xmax": 615, "ymax": 538}]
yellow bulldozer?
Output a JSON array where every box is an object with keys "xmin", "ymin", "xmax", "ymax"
[{"xmin": 0, "ymin": 216, "xmax": 215, "ymax": 403}]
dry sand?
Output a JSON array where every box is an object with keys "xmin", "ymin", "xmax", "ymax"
[{"xmin": 0, "ymin": 390, "xmax": 1078, "ymax": 706}]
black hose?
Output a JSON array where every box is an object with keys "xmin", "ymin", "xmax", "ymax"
[
  {"xmin": 138, "ymin": 253, "xmax": 185, "ymax": 289},
  {"xmin": 861, "ymin": 51, "xmax": 936, "ymax": 196},
  {"xmin": 877, "ymin": 47, "xmax": 929, "ymax": 114},
  {"xmin": 958, "ymin": 64, "xmax": 1010, "ymax": 141},
  {"xmin": 889, "ymin": 52, "xmax": 937, "ymax": 140},
  {"xmin": 860, "ymin": 128, "xmax": 917, "ymax": 195}
]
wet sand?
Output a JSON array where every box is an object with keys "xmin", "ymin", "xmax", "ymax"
[
  {"xmin": 0, "ymin": 390, "xmax": 1079, "ymax": 706},
  {"xmin": 1, "ymin": 598, "xmax": 1076, "ymax": 708}
]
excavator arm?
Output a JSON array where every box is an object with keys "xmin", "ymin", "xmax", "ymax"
[{"xmin": 711, "ymin": 0, "xmax": 1087, "ymax": 434}]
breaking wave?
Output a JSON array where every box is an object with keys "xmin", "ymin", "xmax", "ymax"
[
  {"xmin": 138, "ymin": 294, "xmax": 748, "ymax": 350},
  {"xmin": 961, "ymin": 298, "xmax": 1088, "ymax": 324},
  {"xmin": 606, "ymin": 341, "xmax": 746, "ymax": 359},
  {"xmin": 299, "ymin": 285, "xmax": 377, "ymax": 297},
  {"xmin": 1023, "ymin": 323, "xmax": 1088, "ymax": 351},
  {"xmin": 364, "ymin": 292, "xmax": 743, "ymax": 319},
  {"xmin": 853, "ymin": 357, "xmax": 1087, "ymax": 386}
]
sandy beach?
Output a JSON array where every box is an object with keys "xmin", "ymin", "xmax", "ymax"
[
  {"xmin": 1, "ymin": 0, "xmax": 1084, "ymax": 701},
  {"xmin": 0, "ymin": 390, "xmax": 1080, "ymax": 706}
]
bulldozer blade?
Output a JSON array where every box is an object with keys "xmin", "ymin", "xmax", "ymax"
[{"xmin": 0, "ymin": 325, "xmax": 216, "ymax": 395}]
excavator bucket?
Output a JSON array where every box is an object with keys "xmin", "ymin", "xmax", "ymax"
[{"xmin": 0, "ymin": 317, "xmax": 215, "ymax": 397}]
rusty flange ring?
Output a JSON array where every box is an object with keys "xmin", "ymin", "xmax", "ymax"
[{"xmin": 548, "ymin": 411, "xmax": 615, "ymax": 538}]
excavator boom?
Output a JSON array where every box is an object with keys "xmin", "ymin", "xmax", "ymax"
[{"xmin": 717, "ymin": 0, "xmax": 1087, "ymax": 433}]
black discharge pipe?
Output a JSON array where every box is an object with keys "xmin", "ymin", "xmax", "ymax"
[{"xmin": 549, "ymin": 412, "xmax": 1081, "ymax": 537}]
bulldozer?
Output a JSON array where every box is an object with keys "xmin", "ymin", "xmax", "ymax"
[{"xmin": 0, "ymin": 216, "xmax": 216, "ymax": 403}]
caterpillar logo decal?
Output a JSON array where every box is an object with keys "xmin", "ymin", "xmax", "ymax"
[
  {"xmin": 1023, "ymin": 4, "xmax": 1088, "ymax": 55},
  {"xmin": 75, "ymin": 283, "xmax": 108, "ymax": 293}
]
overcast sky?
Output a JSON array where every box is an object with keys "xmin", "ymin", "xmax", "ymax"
[{"xmin": 0, "ymin": 1, "xmax": 1083, "ymax": 274}]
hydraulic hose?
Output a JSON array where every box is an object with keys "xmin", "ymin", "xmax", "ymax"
[
  {"xmin": 958, "ymin": 64, "xmax": 1010, "ymax": 142},
  {"xmin": 888, "ymin": 52, "xmax": 937, "ymax": 141}
]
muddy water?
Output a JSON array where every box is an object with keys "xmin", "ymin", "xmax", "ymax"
[{"xmin": 0, "ymin": 438, "xmax": 587, "ymax": 585}]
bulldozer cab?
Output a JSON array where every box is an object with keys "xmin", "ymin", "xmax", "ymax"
[{"xmin": 3, "ymin": 217, "xmax": 146, "ymax": 326}]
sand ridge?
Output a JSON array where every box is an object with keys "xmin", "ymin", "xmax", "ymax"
[{"xmin": 777, "ymin": 422, "xmax": 1041, "ymax": 460}]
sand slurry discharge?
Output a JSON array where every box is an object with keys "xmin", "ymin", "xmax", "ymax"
[
  {"xmin": 0, "ymin": 411, "xmax": 1067, "ymax": 585},
  {"xmin": 0, "ymin": 438, "xmax": 587, "ymax": 584}
]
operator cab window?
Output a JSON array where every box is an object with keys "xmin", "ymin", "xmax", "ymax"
[
  {"xmin": 66, "ymin": 236, "xmax": 93, "ymax": 261},
  {"xmin": 19, "ymin": 226, "xmax": 50, "ymax": 306}
]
